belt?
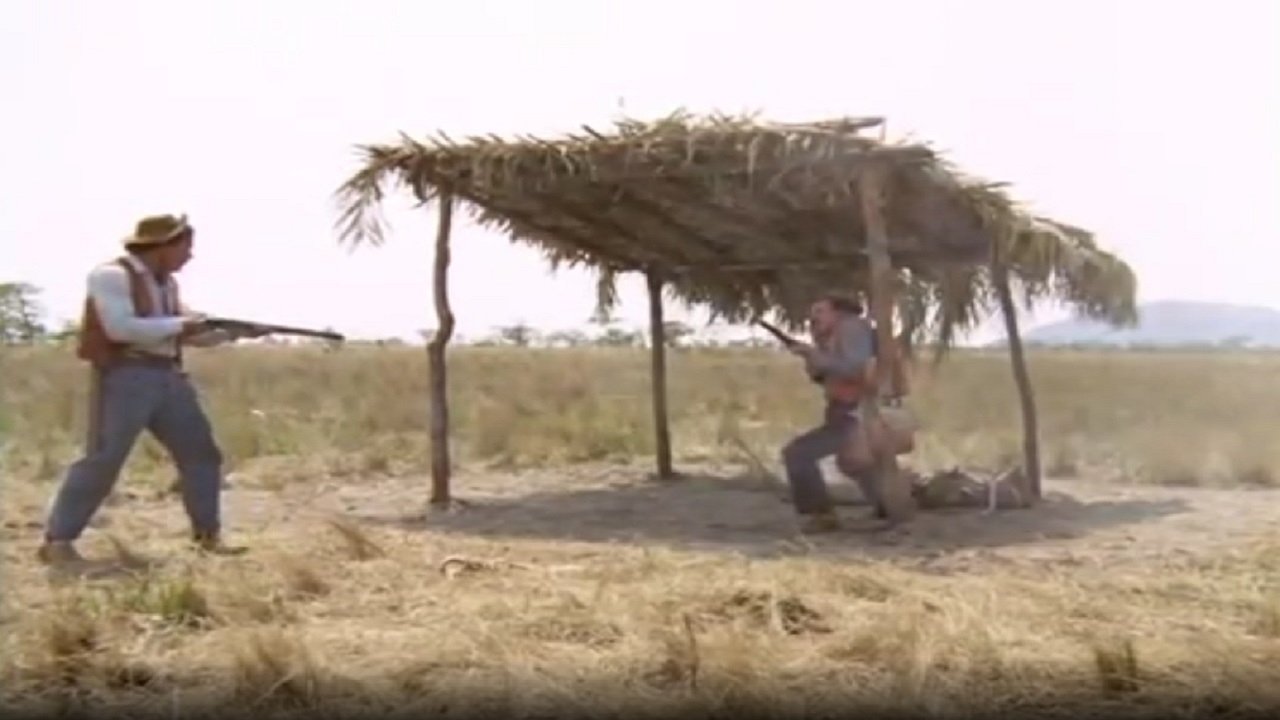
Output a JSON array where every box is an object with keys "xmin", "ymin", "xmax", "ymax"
[{"xmin": 113, "ymin": 353, "xmax": 182, "ymax": 369}]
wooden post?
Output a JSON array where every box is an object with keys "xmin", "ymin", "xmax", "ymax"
[
  {"xmin": 992, "ymin": 261, "xmax": 1042, "ymax": 501},
  {"xmin": 427, "ymin": 191, "xmax": 456, "ymax": 506},
  {"xmin": 646, "ymin": 269, "xmax": 675, "ymax": 480},
  {"xmin": 856, "ymin": 163, "xmax": 916, "ymax": 524}
]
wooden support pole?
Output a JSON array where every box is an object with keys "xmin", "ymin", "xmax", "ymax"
[
  {"xmin": 856, "ymin": 164, "xmax": 916, "ymax": 524},
  {"xmin": 646, "ymin": 269, "xmax": 675, "ymax": 480},
  {"xmin": 427, "ymin": 191, "xmax": 456, "ymax": 507},
  {"xmin": 992, "ymin": 261, "xmax": 1042, "ymax": 501}
]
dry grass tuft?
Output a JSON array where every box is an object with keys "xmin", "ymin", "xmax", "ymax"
[
  {"xmin": 517, "ymin": 615, "xmax": 625, "ymax": 649},
  {"xmin": 702, "ymin": 589, "xmax": 831, "ymax": 636},
  {"xmin": 231, "ymin": 630, "xmax": 340, "ymax": 709},
  {"xmin": 325, "ymin": 516, "xmax": 385, "ymax": 560},
  {"xmin": 644, "ymin": 614, "xmax": 701, "ymax": 691},
  {"xmin": 274, "ymin": 555, "xmax": 331, "ymax": 600},
  {"xmin": 1249, "ymin": 599, "xmax": 1280, "ymax": 638},
  {"xmin": 203, "ymin": 568, "xmax": 297, "ymax": 626},
  {"xmin": 35, "ymin": 595, "xmax": 102, "ymax": 687},
  {"xmin": 104, "ymin": 533, "xmax": 154, "ymax": 570},
  {"xmin": 1093, "ymin": 637, "xmax": 1141, "ymax": 694},
  {"xmin": 106, "ymin": 571, "xmax": 215, "ymax": 630}
]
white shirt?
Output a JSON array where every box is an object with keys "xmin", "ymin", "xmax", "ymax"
[{"xmin": 87, "ymin": 255, "xmax": 231, "ymax": 357}]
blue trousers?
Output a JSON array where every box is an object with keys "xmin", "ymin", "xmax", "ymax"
[
  {"xmin": 44, "ymin": 364, "xmax": 224, "ymax": 542},
  {"xmin": 781, "ymin": 400, "xmax": 884, "ymax": 515}
]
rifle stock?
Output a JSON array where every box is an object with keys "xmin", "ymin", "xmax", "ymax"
[{"xmin": 202, "ymin": 317, "xmax": 345, "ymax": 343}]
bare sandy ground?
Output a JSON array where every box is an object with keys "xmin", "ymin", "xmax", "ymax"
[
  {"xmin": 2, "ymin": 459, "xmax": 1275, "ymax": 579},
  {"xmin": 18, "ymin": 461, "xmax": 1267, "ymax": 566}
]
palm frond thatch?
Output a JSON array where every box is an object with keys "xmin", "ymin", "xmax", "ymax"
[{"xmin": 334, "ymin": 110, "xmax": 1137, "ymax": 345}]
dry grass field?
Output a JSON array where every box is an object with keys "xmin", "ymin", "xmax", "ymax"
[{"xmin": 2, "ymin": 343, "xmax": 1279, "ymax": 719}]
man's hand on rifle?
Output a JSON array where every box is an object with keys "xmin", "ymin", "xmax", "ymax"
[
  {"xmin": 178, "ymin": 316, "xmax": 269, "ymax": 341},
  {"xmin": 179, "ymin": 313, "xmax": 209, "ymax": 338},
  {"xmin": 209, "ymin": 320, "xmax": 270, "ymax": 340},
  {"xmin": 787, "ymin": 341, "xmax": 817, "ymax": 358}
]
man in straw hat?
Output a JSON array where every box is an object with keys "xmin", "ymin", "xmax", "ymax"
[
  {"xmin": 779, "ymin": 292, "xmax": 885, "ymax": 533},
  {"xmin": 36, "ymin": 213, "xmax": 264, "ymax": 566}
]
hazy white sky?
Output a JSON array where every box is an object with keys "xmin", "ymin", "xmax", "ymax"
[{"xmin": 2, "ymin": 0, "xmax": 1276, "ymax": 342}]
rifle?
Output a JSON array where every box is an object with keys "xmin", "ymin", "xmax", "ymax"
[
  {"xmin": 199, "ymin": 317, "xmax": 346, "ymax": 343},
  {"xmin": 755, "ymin": 319, "xmax": 802, "ymax": 348},
  {"xmin": 758, "ymin": 319, "xmax": 825, "ymax": 384}
]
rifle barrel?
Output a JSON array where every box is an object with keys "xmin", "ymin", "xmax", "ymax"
[
  {"xmin": 204, "ymin": 317, "xmax": 345, "ymax": 342},
  {"xmin": 756, "ymin": 320, "xmax": 799, "ymax": 346},
  {"xmin": 258, "ymin": 324, "xmax": 345, "ymax": 341}
]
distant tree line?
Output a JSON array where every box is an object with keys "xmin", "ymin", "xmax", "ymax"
[
  {"xmin": 417, "ymin": 319, "xmax": 772, "ymax": 350},
  {"xmin": 8, "ymin": 281, "xmax": 1270, "ymax": 353},
  {"xmin": 0, "ymin": 282, "xmax": 774, "ymax": 350},
  {"xmin": 0, "ymin": 282, "xmax": 75, "ymax": 345}
]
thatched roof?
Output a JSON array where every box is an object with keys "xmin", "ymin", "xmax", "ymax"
[{"xmin": 334, "ymin": 110, "xmax": 1137, "ymax": 340}]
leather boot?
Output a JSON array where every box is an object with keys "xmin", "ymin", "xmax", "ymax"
[
  {"xmin": 799, "ymin": 510, "xmax": 841, "ymax": 533},
  {"xmin": 191, "ymin": 531, "xmax": 248, "ymax": 556},
  {"xmin": 36, "ymin": 540, "xmax": 85, "ymax": 566}
]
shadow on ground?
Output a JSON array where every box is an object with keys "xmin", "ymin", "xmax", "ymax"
[{"xmin": 349, "ymin": 470, "xmax": 1193, "ymax": 559}]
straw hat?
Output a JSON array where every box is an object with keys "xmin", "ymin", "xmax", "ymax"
[{"xmin": 122, "ymin": 214, "xmax": 192, "ymax": 248}]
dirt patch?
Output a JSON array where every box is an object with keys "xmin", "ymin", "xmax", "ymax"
[
  {"xmin": 323, "ymin": 463, "xmax": 1278, "ymax": 569},
  {"xmin": 5, "ymin": 463, "xmax": 1277, "ymax": 588}
]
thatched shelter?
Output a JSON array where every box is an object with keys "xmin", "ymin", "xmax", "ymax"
[{"xmin": 335, "ymin": 110, "xmax": 1137, "ymax": 522}]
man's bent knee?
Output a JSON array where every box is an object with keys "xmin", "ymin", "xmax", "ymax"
[
  {"xmin": 780, "ymin": 440, "xmax": 799, "ymax": 465},
  {"xmin": 62, "ymin": 447, "xmax": 130, "ymax": 492},
  {"xmin": 195, "ymin": 439, "xmax": 223, "ymax": 469},
  {"xmin": 165, "ymin": 417, "xmax": 224, "ymax": 469}
]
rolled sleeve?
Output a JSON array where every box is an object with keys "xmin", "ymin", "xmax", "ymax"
[{"xmin": 87, "ymin": 265, "xmax": 184, "ymax": 344}]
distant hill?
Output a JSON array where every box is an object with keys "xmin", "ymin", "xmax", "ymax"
[{"xmin": 1005, "ymin": 301, "xmax": 1280, "ymax": 348}]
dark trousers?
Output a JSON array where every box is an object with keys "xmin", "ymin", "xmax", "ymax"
[
  {"xmin": 44, "ymin": 364, "xmax": 224, "ymax": 542},
  {"xmin": 781, "ymin": 400, "xmax": 883, "ymax": 515}
]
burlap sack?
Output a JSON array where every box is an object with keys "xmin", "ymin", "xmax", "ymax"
[
  {"xmin": 836, "ymin": 403, "xmax": 918, "ymax": 474},
  {"xmin": 837, "ymin": 418, "xmax": 876, "ymax": 474},
  {"xmin": 877, "ymin": 404, "xmax": 918, "ymax": 455}
]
